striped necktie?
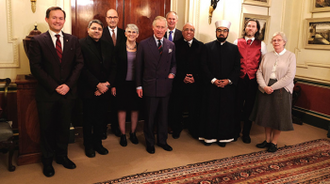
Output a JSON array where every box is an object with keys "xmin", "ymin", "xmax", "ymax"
[
  {"xmin": 158, "ymin": 40, "xmax": 163, "ymax": 55},
  {"xmin": 55, "ymin": 34, "xmax": 62, "ymax": 63}
]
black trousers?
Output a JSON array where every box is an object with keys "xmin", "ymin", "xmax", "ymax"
[
  {"xmin": 169, "ymin": 85, "xmax": 201, "ymax": 138},
  {"xmin": 37, "ymin": 98, "xmax": 74, "ymax": 164},
  {"xmin": 82, "ymin": 98, "xmax": 108, "ymax": 148},
  {"xmin": 143, "ymin": 96, "xmax": 169, "ymax": 146},
  {"xmin": 235, "ymin": 75, "xmax": 258, "ymax": 137}
]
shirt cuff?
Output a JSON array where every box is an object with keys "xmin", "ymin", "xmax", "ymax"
[
  {"xmin": 211, "ymin": 78, "xmax": 217, "ymax": 84},
  {"xmin": 136, "ymin": 86, "xmax": 142, "ymax": 89}
]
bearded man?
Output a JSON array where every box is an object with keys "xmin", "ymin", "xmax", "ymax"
[{"xmin": 198, "ymin": 20, "xmax": 240, "ymax": 147}]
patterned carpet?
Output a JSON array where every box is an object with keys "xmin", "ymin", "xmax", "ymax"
[{"xmin": 96, "ymin": 139, "xmax": 330, "ymax": 184}]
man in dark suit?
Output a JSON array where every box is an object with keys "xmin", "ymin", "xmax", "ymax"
[
  {"xmin": 199, "ymin": 20, "xmax": 240, "ymax": 147},
  {"xmin": 164, "ymin": 11, "xmax": 182, "ymax": 42},
  {"xmin": 101, "ymin": 8, "xmax": 126, "ymax": 138},
  {"xmin": 136, "ymin": 16, "xmax": 176, "ymax": 154},
  {"xmin": 28, "ymin": 6, "xmax": 84, "ymax": 177},
  {"xmin": 79, "ymin": 19, "xmax": 116, "ymax": 158},
  {"xmin": 169, "ymin": 23, "xmax": 205, "ymax": 139}
]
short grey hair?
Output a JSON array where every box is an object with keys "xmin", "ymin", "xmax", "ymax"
[
  {"xmin": 152, "ymin": 16, "xmax": 167, "ymax": 28},
  {"xmin": 125, "ymin": 24, "xmax": 139, "ymax": 34},
  {"xmin": 88, "ymin": 19, "xmax": 103, "ymax": 28},
  {"xmin": 166, "ymin": 11, "xmax": 179, "ymax": 20},
  {"xmin": 271, "ymin": 32, "xmax": 287, "ymax": 46}
]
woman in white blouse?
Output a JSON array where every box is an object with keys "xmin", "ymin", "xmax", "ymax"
[{"xmin": 250, "ymin": 32, "xmax": 296, "ymax": 152}]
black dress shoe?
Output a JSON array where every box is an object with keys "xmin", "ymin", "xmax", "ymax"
[
  {"xmin": 43, "ymin": 164, "xmax": 55, "ymax": 177},
  {"xmin": 267, "ymin": 143, "xmax": 277, "ymax": 152},
  {"xmin": 120, "ymin": 134, "xmax": 127, "ymax": 147},
  {"xmin": 56, "ymin": 157, "xmax": 76, "ymax": 169},
  {"xmin": 112, "ymin": 128, "xmax": 121, "ymax": 137},
  {"xmin": 129, "ymin": 132, "xmax": 139, "ymax": 144},
  {"xmin": 256, "ymin": 141, "xmax": 271, "ymax": 148},
  {"xmin": 217, "ymin": 142, "xmax": 226, "ymax": 147},
  {"xmin": 157, "ymin": 143, "xmax": 173, "ymax": 151},
  {"xmin": 242, "ymin": 136, "xmax": 251, "ymax": 144},
  {"xmin": 95, "ymin": 145, "xmax": 109, "ymax": 155},
  {"xmin": 203, "ymin": 142, "xmax": 212, "ymax": 146},
  {"xmin": 85, "ymin": 148, "xmax": 95, "ymax": 158},
  {"xmin": 146, "ymin": 146, "xmax": 155, "ymax": 154},
  {"xmin": 172, "ymin": 130, "xmax": 181, "ymax": 139},
  {"xmin": 101, "ymin": 132, "xmax": 107, "ymax": 140}
]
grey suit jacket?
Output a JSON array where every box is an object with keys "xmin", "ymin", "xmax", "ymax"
[{"xmin": 136, "ymin": 36, "xmax": 176, "ymax": 97}]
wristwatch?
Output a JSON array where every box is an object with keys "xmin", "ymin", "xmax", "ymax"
[{"xmin": 228, "ymin": 79, "xmax": 232, "ymax": 85}]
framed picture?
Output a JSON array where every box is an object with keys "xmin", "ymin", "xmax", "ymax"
[
  {"xmin": 304, "ymin": 18, "xmax": 330, "ymax": 50},
  {"xmin": 243, "ymin": 0, "xmax": 271, "ymax": 7},
  {"xmin": 241, "ymin": 13, "xmax": 271, "ymax": 43},
  {"xmin": 311, "ymin": 0, "xmax": 330, "ymax": 12}
]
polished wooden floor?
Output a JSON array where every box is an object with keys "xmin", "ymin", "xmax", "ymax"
[{"xmin": 0, "ymin": 122, "xmax": 328, "ymax": 184}]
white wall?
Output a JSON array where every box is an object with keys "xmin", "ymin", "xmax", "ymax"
[{"xmin": 0, "ymin": 0, "xmax": 71, "ymax": 81}]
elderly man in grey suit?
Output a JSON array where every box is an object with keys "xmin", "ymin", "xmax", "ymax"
[{"xmin": 136, "ymin": 16, "xmax": 176, "ymax": 154}]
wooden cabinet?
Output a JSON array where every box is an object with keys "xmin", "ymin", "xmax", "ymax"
[{"xmin": 15, "ymin": 75, "xmax": 41, "ymax": 165}]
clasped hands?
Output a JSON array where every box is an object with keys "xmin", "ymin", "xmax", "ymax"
[
  {"xmin": 263, "ymin": 86, "xmax": 274, "ymax": 94},
  {"xmin": 214, "ymin": 79, "xmax": 229, "ymax": 88},
  {"xmin": 95, "ymin": 81, "xmax": 110, "ymax": 96},
  {"xmin": 56, "ymin": 84, "xmax": 70, "ymax": 95},
  {"xmin": 183, "ymin": 74, "xmax": 195, "ymax": 84}
]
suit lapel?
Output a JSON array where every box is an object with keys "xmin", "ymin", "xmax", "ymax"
[
  {"xmin": 44, "ymin": 31, "xmax": 60, "ymax": 64},
  {"xmin": 147, "ymin": 37, "xmax": 160, "ymax": 61}
]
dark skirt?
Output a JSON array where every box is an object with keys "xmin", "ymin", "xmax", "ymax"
[
  {"xmin": 250, "ymin": 79, "xmax": 294, "ymax": 131},
  {"xmin": 116, "ymin": 81, "xmax": 141, "ymax": 111}
]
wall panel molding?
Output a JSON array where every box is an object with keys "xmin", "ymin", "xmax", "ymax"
[{"xmin": 1, "ymin": 0, "xmax": 19, "ymax": 68}]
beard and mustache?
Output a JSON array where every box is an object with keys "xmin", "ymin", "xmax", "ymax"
[{"xmin": 217, "ymin": 34, "xmax": 228, "ymax": 42}]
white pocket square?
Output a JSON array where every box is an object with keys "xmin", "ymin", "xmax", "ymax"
[{"xmin": 169, "ymin": 49, "xmax": 172, "ymax": 53}]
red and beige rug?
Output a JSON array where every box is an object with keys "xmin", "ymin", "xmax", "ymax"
[{"xmin": 97, "ymin": 139, "xmax": 330, "ymax": 183}]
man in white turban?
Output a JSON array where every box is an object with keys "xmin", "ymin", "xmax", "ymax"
[{"xmin": 198, "ymin": 20, "xmax": 240, "ymax": 147}]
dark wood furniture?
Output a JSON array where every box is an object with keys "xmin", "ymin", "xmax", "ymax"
[
  {"xmin": 15, "ymin": 75, "xmax": 41, "ymax": 165},
  {"xmin": 71, "ymin": 0, "xmax": 171, "ymax": 42}
]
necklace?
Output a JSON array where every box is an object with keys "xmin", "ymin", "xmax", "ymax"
[{"xmin": 126, "ymin": 43, "xmax": 137, "ymax": 50}]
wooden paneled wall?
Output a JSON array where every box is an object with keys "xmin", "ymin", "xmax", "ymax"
[{"xmin": 71, "ymin": 0, "xmax": 171, "ymax": 42}]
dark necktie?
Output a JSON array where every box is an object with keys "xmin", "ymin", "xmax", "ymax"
[
  {"xmin": 247, "ymin": 39, "xmax": 252, "ymax": 45},
  {"xmin": 169, "ymin": 31, "xmax": 173, "ymax": 41},
  {"xmin": 112, "ymin": 29, "xmax": 116, "ymax": 46},
  {"xmin": 158, "ymin": 40, "xmax": 163, "ymax": 55},
  {"xmin": 55, "ymin": 34, "xmax": 62, "ymax": 63}
]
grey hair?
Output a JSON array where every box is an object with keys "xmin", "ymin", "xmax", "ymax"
[
  {"xmin": 152, "ymin": 16, "xmax": 167, "ymax": 28},
  {"xmin": 271, "ymin": 31, "xmax": 287, "ymax": 46},
  {"xmin": 165, "ymin": 11, "xmax": 179, "ymax": 20},
  {"xmin": 87, "ymin": 19, "xmax": 103, "ymax": 28},
  {"xmin": 125, "ymin": 24, "xmax": 139, "ymax": 34}
]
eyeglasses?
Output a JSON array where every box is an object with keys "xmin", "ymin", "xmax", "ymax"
[
  {"xmin": 272, "ymin": 39, "xmax": 283, "ymax": 42},
  {"xmin": 183, "ymin": 28, "xmax": 194, "ymax": 32},
  {"xmin": 216, "ymin": 29, "xmax": 229, "ymax": 33},
  {"xmin": 107, "ymin": 16, "xmax": 118, "ymax": 19}
]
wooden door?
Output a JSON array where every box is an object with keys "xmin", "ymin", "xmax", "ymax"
[{"xmin": 71, "ymin": 0, "xmax": 171, "ymax": 42}]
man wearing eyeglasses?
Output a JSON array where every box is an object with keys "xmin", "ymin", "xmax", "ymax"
[
  {"xmin": 233, "ymin": 19, "xmax": 267, "ymax": 144},
  {"xmin": 169, "ymin": 23, "xmax": 205, "ymax": 139},
  {"xmin": 101, "ymin": 9, "xmax": 126, "ymax": 138},
  {"xmin": 198, "ymin": 20, "xmax": 240, "ymax": 147}
]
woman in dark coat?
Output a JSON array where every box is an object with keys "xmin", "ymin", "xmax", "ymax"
[{"xmin": 111, "ymin": 24, "xmax": 141, "ymax": 147}]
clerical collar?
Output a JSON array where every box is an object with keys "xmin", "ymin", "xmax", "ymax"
[{"xmin": 184, "ymin": 39, "xmax": 193, "ymax": 45}]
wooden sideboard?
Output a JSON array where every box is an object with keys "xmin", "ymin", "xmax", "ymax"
[{"xmin": 15, "ymin": 74, "xmax": 41, "ymax": 165}]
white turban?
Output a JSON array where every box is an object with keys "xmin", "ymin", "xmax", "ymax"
[{"xmin": 215, "ymin": 20, "xmax": 231, "ymax": 29}]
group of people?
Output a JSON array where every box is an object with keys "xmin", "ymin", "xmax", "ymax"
[{"xmin": 28, "ymin": 6, "xmax": 296, "ymax": 177}]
